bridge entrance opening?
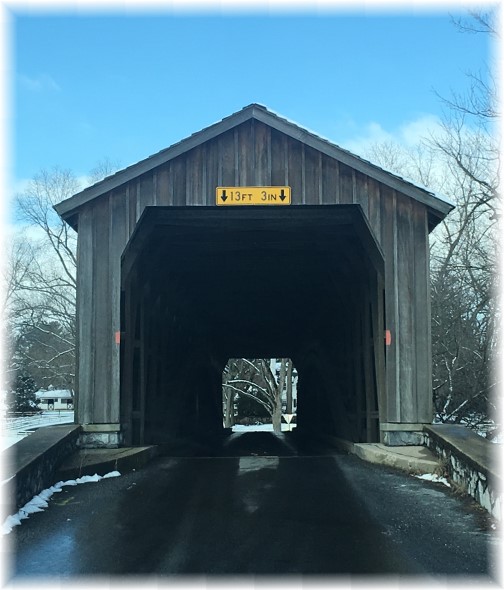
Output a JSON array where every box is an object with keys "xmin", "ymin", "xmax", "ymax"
[
  {"xmin": 120, "ymin": 205, "xmax": 385, "ymax": 448},
  {"xmin": 222, "ymin": 358, "xmax": 298, "ymax": 432}
]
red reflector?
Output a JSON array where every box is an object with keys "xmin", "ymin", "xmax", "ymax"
[{"xmin": 385, "ymin": 330, "xmax": 392, "ymax": 346}]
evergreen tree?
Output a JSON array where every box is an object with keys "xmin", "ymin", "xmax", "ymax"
[{"xmin": 8, "ymin": 372, "xmax": 40, "ymax": 414}]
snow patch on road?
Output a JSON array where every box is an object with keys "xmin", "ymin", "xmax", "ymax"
[
  {"xmin": 414, "ymin": 473, "xmax": 451, "ymax": 487},
  {"xmin": 2, "ymin": 470, "xmax": 121, "ymax": 535}
]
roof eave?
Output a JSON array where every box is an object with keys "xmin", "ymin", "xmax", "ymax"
[{"xmin": 54, "ymin": 104, "xmax": 262, "ymax": 219}]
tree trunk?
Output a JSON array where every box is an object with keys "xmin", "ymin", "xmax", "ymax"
[
  {"xmin": 286, "ymin": 359, "xmax": 293, "ymax": 414},
  {"xmin": 272, "ymin": 359, "xmax": 288, "ymax": 434},
  {"xmin": 272, "ymin": 402, "xmax": 282, "ymax": 433},
  {"xmin": 224, "ymin": 389, "xmax": 235, "ymax": 428}
]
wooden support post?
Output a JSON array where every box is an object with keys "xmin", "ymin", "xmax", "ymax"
[
  {"xmin": 362, "ymin": 287, "xmax": 377, "ymax": 442},
  {"xmin": 371, "ymin": 272, "xmax": 387, "ymax": 442}
]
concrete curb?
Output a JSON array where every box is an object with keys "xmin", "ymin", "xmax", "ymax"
[
  {"xmin": 352, "ymin": 443, "xmax": 440, "ymax": 474},
  {"xmin": 318, "ymin": 434, "xmax": 440, "ymax": 474},
  {"xmin": 56, "ymin": 446, "xmax": 159, "ymax": 480}
]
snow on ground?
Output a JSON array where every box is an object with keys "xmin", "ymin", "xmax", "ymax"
[
  {"xmin": 489, "ymin": 432, "xmax": 504, "ymax": 444},
  {"xmin": 1, "ymin": 411, "xmax": 75, "ymax": 451},
  {"xmin": 1, "ymin": 416, "xmax": 295, "ymax": 450},
  {"xmin": 414, "ymin": 473, "xmax": 451, "ymax": 488},
  {"xmin": 232, "ymin": 423, "xmax": 296, "ymax": 432},
  {"xmin": 2, "ymin": 471, "xmax": 121, "ymax": 535}
]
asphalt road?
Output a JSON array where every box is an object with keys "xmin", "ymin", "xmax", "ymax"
[{"xmin": 7, "ymin": 432, "xmax": 499, "ymax": 580}]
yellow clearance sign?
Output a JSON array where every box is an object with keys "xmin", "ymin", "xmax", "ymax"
[{"xmin": 216, "ymin": 186, "xmax": 291, "ymax": 206}]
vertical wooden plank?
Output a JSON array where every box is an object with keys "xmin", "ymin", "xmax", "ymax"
[
  {"xmin": 339, "ymin": 164, "xmax": 353, "ymax": 204},
  {"xmin": 318, "ymin": 152, "xmax": 323, "ymax": 204},
  {"xmin": 152, "ymin": 171, "xmax": 158, "ymax": 206},
  {"xmin": 219, "ymin": 129, "xmax": 235, "ymax": 187},
  {"xmin": 139, "ymin": 283, "xmax": 148, "ymax": 444},
  {"xmin": 321, "ymin": 155, "xmax": 339, "ymax": 204},
  {"xmin": 121, "ymin": 272, "xmax": 135, "ymax": 443},
  {"xmin": 371, "ymin": 271, "xmax": 387, "ymax": 439},
  {"xmin": 380, "ymin": 186, "xmax": 399, "ymax": 422},
  {"xmin": 396, "ymin": 193, "xmax": 416, "ymax": 422},
  {"xmin": 109, "ymin": 188, "xmax": 128, "ymax": 424},
  {"xmin": 413, "ymin": 202, "xmax": 433, "ymax": 422},
  {"xmin": 353, "ymin": 290, "xmax": 365, "ymax": 441},
  {"xmin": 287, "ymin": 137, "xmax": 303, "ymax": 205},
  {"xmin": 271, "ymin": 129, "xmax": 287, "ymax": 186},
  {"xmin": 76, "ymin": 207, "xmax": 94, "ymax": 424},
  {"xmin": 135, "ymin": 180, "xmax": 141, "ymax": 223},
  {"xmin": 184, "ymin": 144, "xmax": 206, "ymax": 206},
  {"xmin": 237, "ymin": 120, "xmax": 254, "ymax": 186},
  {"xmin": 233, "ymin": 127, "xmax": 239, "ymax": 185},
  {"xmin": 92, "ymin": 195, "xmax": 112, "ymax": 423},
  {"xmin": 139, "ymin": 174, "xmax": 154, "ymax": 217},
  {"xmin": 254, "ymin": 121, "xmax": 271, "ymax": 186},
  {"xmin": 368, "ymin": 178, "xmax": 381, "ymax": 245},
  {"xmin": 303, "ymin": 146, "xmax": 319, "ymax": 205},
  {"xmin": 301, "ymin": 144, "xmax": 306, "ymax": 204},
  {"xmin": 354, "ymin": 172, "xmax": 369, "ymax": 217},
  {"xmin": 156, "ymin": 165, "xmax": 171, "ymax": 206},
  {"xmin": 205, "ymin": 137, "xmax": 219, "ymax": 205},
  {"xmin": 356, "ymin": 269, "xmax": 379, "ymax": 442},
  {"xmin": 171, "ymin": 155, "xmax": 186, "ymax": 206},
  {"xmin": 284, "ymin": 133, "xmax": 289, "ymax": 187},
  {"xmin": 128, "ymin": 181, "xmax": 137, "ymax": 236},
  {"xmin": 200, "ymin": 144, "xmax": 207, "ymax": 206},
  {"xmin": 125, "ymin": 184, "xmax": 131, "ymax": 240},
  {"xmin": 185, "ymin": 147, "xmax": 198, "ymax": 205}
]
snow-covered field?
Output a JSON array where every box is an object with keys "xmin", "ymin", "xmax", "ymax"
[{"xmin": 1, "ymin": 411, "xmax": 74, "ymax": 451}]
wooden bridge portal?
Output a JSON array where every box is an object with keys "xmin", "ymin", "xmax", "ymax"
[{"xmin": 54, "ymin": 104, "xmax": 453, "ymax": 448}]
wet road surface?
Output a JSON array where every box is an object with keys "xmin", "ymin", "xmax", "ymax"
[{"xmin": 8, "ymin": 432, "xmax": 499, "ymax": 580}]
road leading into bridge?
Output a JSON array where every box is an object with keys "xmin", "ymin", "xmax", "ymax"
[{"xmin": 8, "ymin": 432, "xmax": 498, "ymax": 579}]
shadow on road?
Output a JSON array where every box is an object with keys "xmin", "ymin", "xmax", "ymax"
[
  {"xmin": 157, "ymin": 430, "xmax": 341, "ymax": 458},
  {"xmin": 11, "ymin": 432, "xmax": 493, "ymax": 578}
]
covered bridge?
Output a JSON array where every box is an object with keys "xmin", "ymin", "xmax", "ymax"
[{"xmin": 54, "ymin": 104, "xmax": 453, "ymax": 449}]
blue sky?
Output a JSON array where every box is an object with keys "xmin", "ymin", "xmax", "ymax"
[{"xmin": 11, "ymin": 5, "xmax": 493, "ymax": 191}]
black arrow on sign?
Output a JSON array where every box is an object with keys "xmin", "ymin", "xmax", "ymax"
[
  {"xmin": 279, "ymin": 189, "xmax": 287, "ymax": 202},
  {"xmin": 220, "ymin": 190, "xmax": 228, "ymax": 203}
]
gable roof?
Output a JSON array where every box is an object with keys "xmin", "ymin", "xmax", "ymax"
[{"xmin": 54, "ymin": 103, "xmax": 454, "ymax": 223}]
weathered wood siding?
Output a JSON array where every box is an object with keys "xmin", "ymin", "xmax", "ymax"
[{"xmin": 75, "ymin": 118, "xmax": 432, "ymax": 427}]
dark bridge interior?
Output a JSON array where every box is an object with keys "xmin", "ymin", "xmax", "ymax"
[{"xmin": 120, "ymin": 206, "xmax": 385, "ymax": 448}]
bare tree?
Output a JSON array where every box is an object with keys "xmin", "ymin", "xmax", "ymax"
[
  {"xmin": 429, "ymin": 11, "xmax": 499, "ymax": 429},
  {"xmin": 223, "ymin": 358, "xmax": 292, "ymax": 433},
  {"xmin": 6, "ymin": 159, "xmax": 121, "ymax": 394},
  {"xmin": 7, "ymin": 168, "xmax": 79, "ymax": 391},
  {"xmin": 360, "ymin": 12, "xmax": 499, "ymax": 431},
  {"xmin": 88, "ymin": 156, "xmax": 122, "ymax": 185},
  {"xmin": 451, "ymin": 10, "xmax": 499, "ymax": 39}
]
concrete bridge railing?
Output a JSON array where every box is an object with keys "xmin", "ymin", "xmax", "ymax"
[{"xmin": 424, "ymin": 424, "xmax": 501, "ymax": 521}]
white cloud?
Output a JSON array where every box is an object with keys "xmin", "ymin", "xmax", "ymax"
[
  {"xmin": 10, "ymin": 178, "xmax": 31, "ymax": 197},
  {"xmin": 400, "ymin": 114, "xmax": 441, "ymax": 146},
  {"xmin": 341, "ymin": 114, "xmax": 442, "ymax": 158},
  {"xmin": 18, "ymin": 73, "xmax": 61, "ymax": 92}
]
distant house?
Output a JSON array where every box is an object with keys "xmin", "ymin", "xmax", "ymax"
[{"xmin": 35, "ymin": 390, "xmax": 74, "ymax": 411}]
